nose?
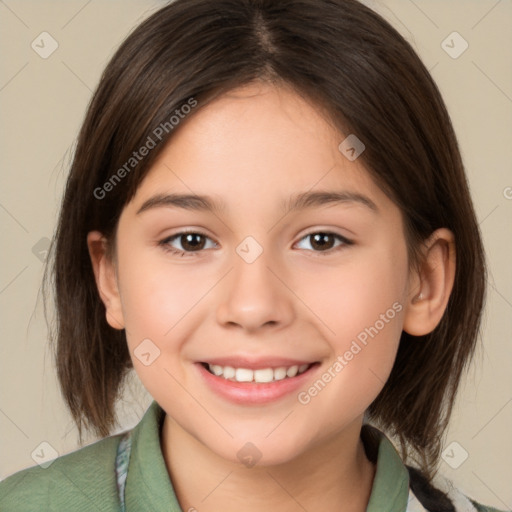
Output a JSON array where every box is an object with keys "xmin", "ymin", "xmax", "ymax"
[{"xmin": 216, "ymin": 247, "xmax": 295, "ymax": 333}]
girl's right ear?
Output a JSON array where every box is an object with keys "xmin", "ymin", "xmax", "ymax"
[{"xmin": 86, "ymin": 231, "xmax": 125, "ymax": 330}]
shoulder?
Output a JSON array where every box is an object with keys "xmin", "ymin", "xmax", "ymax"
[
  {"xmin": 0, "ymin": 432, "xmax": 123, "ymax": 512},
  {"xmin": 469, "ymin": 500, "xmax": 510, "ymax": 512},
  {"xmin": 407, "ymin": 465, "xmax": 510, "ymax": 512}
]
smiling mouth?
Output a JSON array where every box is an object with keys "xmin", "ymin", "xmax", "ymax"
[{"xmin": 200, "ymin": 362, "xmax": 316, "ymax": 383}]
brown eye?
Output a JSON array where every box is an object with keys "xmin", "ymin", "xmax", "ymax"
[
  {"xmin": 180, "ymin": 233, "xmax": 206, "ymax": 251},
  {"xmin": 309, "ymin": 233, "xmax": 336, "ymax": 251},
  {"xmin": 295, "ymin": 231, "xmax": 353, "ymax": 254},
  {"xmin": 161, "ymin": 231, "xmax": 217, "ymax": 256}
]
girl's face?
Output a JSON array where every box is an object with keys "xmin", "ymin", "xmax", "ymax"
[{"xmin": 102, "ymin": 82, "xmax": 412, "ymax": 465}]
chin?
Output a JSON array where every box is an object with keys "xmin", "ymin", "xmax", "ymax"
[{"xmin": 206, "ymin": 433, "xmax": 308, "ymax": 469}]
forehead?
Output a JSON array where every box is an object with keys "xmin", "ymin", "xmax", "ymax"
[
  {"xmin": 164, "ymin": 82, "xmax": 342, "ymax": 165},
  {"xmin": 128, "ymin": 82, "xmax": 387, "ymax": 214}
]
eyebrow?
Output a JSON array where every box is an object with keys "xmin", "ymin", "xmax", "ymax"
[
  {"xmin": 136, "ymin": 193, "xmax": 225, "ymax": 215},
  {"xmin": 283, "ymin": 190, "xmax": 378, "ymax": 213},
  {"xmin": 136, "ymin": 190, "xmax": 378, "ymax": 215}
]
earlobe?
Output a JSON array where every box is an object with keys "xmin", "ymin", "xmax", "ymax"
[
  {"xmin": 403, "ymin": 228, "xmax": 456, "ymax": 336},
  {"xmin": 87, "ymin": 231, "xmax": 125, "ymax": 330}
]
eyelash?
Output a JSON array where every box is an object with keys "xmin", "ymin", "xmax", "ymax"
[{"xmin": 159, "ymin": 230, "xmax": 353, "ymax": 258}]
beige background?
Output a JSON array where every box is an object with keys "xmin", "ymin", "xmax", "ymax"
[{"xmin": 0, "ymin": 0, "xmax": 511, "ymax": 508}]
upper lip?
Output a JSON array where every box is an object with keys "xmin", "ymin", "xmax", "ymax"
[{"xmin": 199, "ymin": 357, "xmax": 318, "ymax": 369}]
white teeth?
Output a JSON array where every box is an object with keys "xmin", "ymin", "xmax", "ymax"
[
  {"xmin": 206, "ymin": 363, "xmax": 311, "ymax": 382},
  {"xmin": 286, "ymin": 365, "xmax": 299, "ymax": 378},
  {"xmin": 210, "ymin": 364, "xmax": 223, "ymax": 376},
  {"xmin": 223, "ymin": 366, "xmax": 236, "ymax": 379},
  {"xmin": 235, "ymin": 368, "xmax": 253, "ymax": 382},
  {"xmin": 273, "ymin": 367, "xmax": 287, "ymax": 381},
  {"xmin": 253, "ymin": 368, "xmax": 274, "ymax": 383}
]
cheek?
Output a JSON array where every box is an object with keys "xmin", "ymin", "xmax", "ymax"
[
  {"xmin": 296, "ymin": 246, "xmax": 407, "ymax": 345},
  {"xmin": 293, "ymin": 245, "xmax": 407, "ymax": 402},
  {"xmin": 114, "ymin": 246, "xmax": 213, "ymax": 398},
  {"xmin": 116, "ymin": 245, "xmax": 211, "ymax": 342},
  {"xmin": 295, "ymin": 289, "xmax": 404, "ymax": 434}
]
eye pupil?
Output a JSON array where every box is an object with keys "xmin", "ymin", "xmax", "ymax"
[
  {"xmin": 181, "ymin": 233, "xmax": 205, "ymax": 251},
  {"xmin": 311, "ymin": 233, "xmax": 334, "ymax": 251}
]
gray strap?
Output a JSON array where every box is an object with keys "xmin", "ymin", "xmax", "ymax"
[{"xmin": 115, "ymin": 431, "xmax": 133, "ymax": 511}]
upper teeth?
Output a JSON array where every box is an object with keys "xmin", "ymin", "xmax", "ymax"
[{"xmin": 208, "ymin": 363, "xmax": 310, "ymax": 383}]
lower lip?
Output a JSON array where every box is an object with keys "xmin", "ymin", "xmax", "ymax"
[{"xmin": 196, "ymin": 363, "xmax": 319, "ymax": 405}]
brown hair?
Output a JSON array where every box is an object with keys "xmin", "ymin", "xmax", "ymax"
[{"xmin": 44, "ymin": 0, "xmax": 486, "ymax": 482}]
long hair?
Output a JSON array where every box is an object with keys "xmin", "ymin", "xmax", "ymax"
[{"xmin": 43, "ymin": 0, "xmax": 486, "ymax": 482}]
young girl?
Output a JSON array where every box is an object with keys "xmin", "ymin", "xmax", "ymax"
[{"xmin": 0, "ymin": 0, "xmax": 507, "ymax": 511}]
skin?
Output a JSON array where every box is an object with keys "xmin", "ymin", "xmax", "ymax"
[{"xmin": 88, "ymin": 81, "xmax": 455, "ymax": 512}]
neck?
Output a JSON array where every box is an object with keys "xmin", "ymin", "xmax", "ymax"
[{"xmin": 161, "ymin": 415, "xmax": 376, "ymax": 512}]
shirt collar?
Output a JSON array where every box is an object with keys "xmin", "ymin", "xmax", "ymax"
[
  {"xmin": 125, "ymin": 401, "xmax": 410, "ymax": 512},
  {"xmin": 361, "ymin": 423, "xmax": 411, "ymax": 512},
  {"xmin": 124, "ymin": 401, "xmax": 182, "ymax": 511}
]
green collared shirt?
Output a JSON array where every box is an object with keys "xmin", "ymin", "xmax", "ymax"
[{"xmin": 0, "ymin": 401, "xmax": 506, "ymax": 511}]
